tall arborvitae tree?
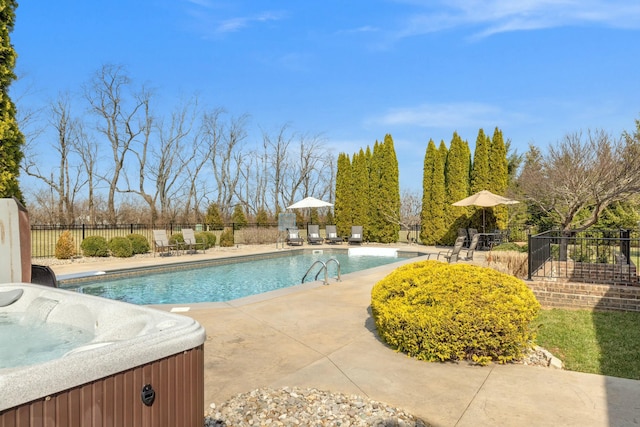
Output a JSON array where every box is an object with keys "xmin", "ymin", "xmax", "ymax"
[
  {"xmin": 371, "ymin": 134, "xmax": 400, "ymax": 243},
  {"xmin": 489, "ymin": 127, "xmax": 510, "ymax": 229},
  {"xmin": 432, "ymin": 140, "xmax": 448, "ymax": 243},
  {"xmin": 366, "ymin": 143, "xmax": 381, "ymax": 241},
  {"xmin": 351, "ymin": 148, "xmax": 370, "ymax": 236},
  {"xmin": 443, "ymin": 132, "xmax": 471, "ymax": 244},
  {"xmin": 470, "ymin": 128, "xmax": 491, "ymax": 230},
  {"xmin": 421, "ymin": 139, "xmax": 444, "ymax": 244},
  {"xmin": 334, "ymin": 152, "xmax": 353, "ymax": 236},
  {"xmin": 471, "ymin": 128, "xmax": 491, "ymax": 193},
  {"xmin": 0, "ymin": 0, "xmax": 25, "ymax": 201}
]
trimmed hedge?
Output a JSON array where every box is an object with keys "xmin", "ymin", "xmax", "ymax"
[
  {"xmin": 371, "ymin": 261, "xmax": 540, "ymax": 365},
  {"xmin": 199, "ymin": 231, "xmax": 216, "ymax": 248},
  {"xmin": 127, "ymin": 233, "xmax": 150, "ymax": 254},
  {"xmin": 108, "ymin": 236, "xmax": 133, "ymax": 258},
  {"xmin": 80, "ymin": 236, "xmax": 109, "ymax": 257},
  {"xmin": 169, "ymin": 233, "xmax": 185, "ymax": 246}
]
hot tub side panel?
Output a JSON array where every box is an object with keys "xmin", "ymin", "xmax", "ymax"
[{"xmin": 0, "ymin": 345, "xmax": 204, "ymax": 427}]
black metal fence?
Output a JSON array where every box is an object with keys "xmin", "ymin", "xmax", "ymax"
[
  {"xmin": 31, "ymin": 221, "xmax": 535, "ymax": 259},
  {"xmin": 528, "ymin": 229, "xmax": 640, "ymax": 285},
  {"xmin": 30, "ymin": 223, "xmax": 280, "ymax": 258}
]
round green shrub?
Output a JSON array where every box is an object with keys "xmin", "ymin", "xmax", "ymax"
[
  {"xmin": 127, "ymin": 233, "xmax": 150, "ymax": 254},
  {"xmin": 169, "ymin": 233, "xmax": 185, "ymax": 247},
  {"xmin": 108, "ymin": 236, "xmax": 133, "ymax": 258},
  {"xmin": 371, "ymin": 261, "xmax": 540, "ymax": 365},
  {"xmin": 219, "ymin": 229, "xmax": 234, "ymax": 247},
  {"xmin": 198, "ymin": 231, "xmax": 216, "ymax": 248},
  {"xmin": 80, "ymin": 236, "xmax": 109, "ymax": 257}
]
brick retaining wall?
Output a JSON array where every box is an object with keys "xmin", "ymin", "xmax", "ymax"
[
  {"xmin": 533, "ymin": 260, "xmax": 638, "ymax": 285},
  {"xmin": 527, "ymin": 280, "xmax": 640, "ymax": 312}
]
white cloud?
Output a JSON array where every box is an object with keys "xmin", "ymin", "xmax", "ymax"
[
  {"xmin": 216, "ymin": 11, "xmax": 284, "ymax": 34},
  {"xmin": 392, "ymin": 0, "xmax": 640, "ymax": 40},
  {"xmin": 372, "ymin": 102, "xmax": 520, "ymax": 129}
]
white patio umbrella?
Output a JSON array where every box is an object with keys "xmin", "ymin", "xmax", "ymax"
[
  {"xmin": 286, "ymin": 196, "xmax": 333, "ymax": 210},
  {"xmin": 452, "ymin": 190, "xmax": 519, "ymax": 232}
]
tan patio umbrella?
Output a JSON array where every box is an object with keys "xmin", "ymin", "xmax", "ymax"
[{"xmin": 452, "ymin": 190, "xmax": 519, "ymax": 232}]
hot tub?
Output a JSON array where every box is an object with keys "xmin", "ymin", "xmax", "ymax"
[{"xmin": 0, "ymin": 283, "xmax": 206, "ymax": 427}]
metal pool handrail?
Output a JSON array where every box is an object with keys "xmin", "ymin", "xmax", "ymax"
[{"xmin": 301, "ymin": 258, "xmax": 341, "ymax": 285}]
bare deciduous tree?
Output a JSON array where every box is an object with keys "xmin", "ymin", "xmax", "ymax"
[
  {"xmin": 85, "ymin": 64, "xmax": 151, "ymax": 224},
  {"xmin": 22, "ymin": 93, "xmax": 84, "ymax": 224},
  {"xmin": 201, "ymin": 109, "xmax": 248, "ymax": 218},
  {"xmin": 519, "ymin": 129, "xmax": 640, "ymax": 232}
]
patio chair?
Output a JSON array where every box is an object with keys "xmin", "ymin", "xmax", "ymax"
[
  {"xmin": 348, "ymin": 225, "xmax": 363, "ymax": 245},
  {"xmin": 460, "ymin": 233, "xmax": 480, "ymax": 261},
  {"xmin": 286, "ymin": 227, "xmax": 304, "ymax": 246},
  {"xmin": 153, "ymin": 229, "xmax": 179, "ymax": 256},
  {"xmin": 458, "ymin": 228, "xmax": 469, "ymax": 247},
  {"xmin": 437, "ymin": 236, "xmax": 466, "ymax": 263},
  {"xmin": 324, "ymin": 225, "xmax": 343, "ymax": 244},
  {"xmin": 182, "ymin": 228, "xmax": 206, "ymax": 254},
  {"xmin": 307, "ymin": 224, "xmax": 323, "ymax": 245}
]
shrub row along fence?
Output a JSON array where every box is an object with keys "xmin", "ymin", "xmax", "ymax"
[
  {"xmin": 31, "ymin": 222, "xmax": 534, "ymax": 259},
  {"xmin": 30, "ymin": 223, "xmax": 281, "ymax": 259},
  {"xmin": 528, "ymin": 229, "xmax": 640, "ymax": 286}
]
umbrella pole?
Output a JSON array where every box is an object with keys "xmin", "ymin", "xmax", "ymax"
[{"xmin": 483, "ymin": 208, "xmax": 486, "ymax": 233}]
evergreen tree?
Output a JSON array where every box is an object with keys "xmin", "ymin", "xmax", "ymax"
[
  {"xmin": 0, "ymin": 0, "xmax": 24, "ymax": 201},
  {"xmin": 443, "ymin": 132, "xmax": 472, "ymax": 243},
  {"xmin": 470, "ymin": 128, "xmax": 491, "ymax": 230},
  {"xmin": 231, "ymin": 204, "xmax": 248, "ymax": 229},
  {"xmin": 205, "ymin": 203, "xmax": 224, "ymax": 229},
  {"xmin": 421, "ymin": 139, "xmax": 440, "ymax": 244},
  {"xmin": 367, "ymin": 142, "xmax": 381, "ymax": 242},
  {"xmin": 351, "ymin": 148, "xmax": 370, "ymax": 237},
  {"xmin": 471, "ymin": 128, "xmax": 491, "ymax": 193},
  {"xmin": 334, "ymin": 152, "xmax": 353, "ymax": 236},
  {"xmin": 255, "ymin": 207, "xmax": 269, "ymax": 227},
  {"xmin": 309, "ymin": 207, "xmax": 319, "ymax": 225},
  {"xmin": 431, "ymin": 140, "xmax": 448, "ymax": 243},
  {"xmin": 371, "ymin": 135, "xmax": 400, "ymax": 243},
  {"xmin": 490, "ymin": 127, "xmax": 509, "ymax": 229}
]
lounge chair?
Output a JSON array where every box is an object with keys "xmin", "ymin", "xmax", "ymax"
[
  {"xmin": 153, "ymin": 229, "xmax": 179, "ymax": 256},
  {"xmin": 182, "ymin": 228, "xmax": 206, "ymax": 254},
  {"xmin": 324, "ymin": 225, "xmax": 343, "ymax": 244},
  {"xmin": 460, "ymin": 233, "xmax": 480, "ymax": 261},
  {"xmin": 348, "ymin": 225, "xmax": 363, "ymax": 245},
  {"xmin": 31, "ymin": 264, "xmax": 58, "ymax": 287},
  {"xmin": 437, "ymin": 235, "xmax": 466, "ymax": 263},
  {"xmin": 286, "ymin": 228, "xmax": 304, "ymax": 246},
  {"xmin": 458, "ymin": 228, "xmax": 469, "ymax": 247},
  {"xmin": 307, "ymin": 224, "xmax": 323, "ymax": 245}
]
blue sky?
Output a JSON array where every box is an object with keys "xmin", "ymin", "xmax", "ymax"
[{"xmin": 11, "ymin": 0, "xmax": 640, "ymax": 192}]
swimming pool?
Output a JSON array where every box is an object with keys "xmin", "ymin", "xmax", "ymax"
[{"xmin": 62, "ymin": 249, "xmax": 421, "ymax": 305}]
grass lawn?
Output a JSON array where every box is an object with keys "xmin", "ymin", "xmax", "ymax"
[{"xmin": 535, "ymin": 309, "xmax": 640, "ymax": 380}]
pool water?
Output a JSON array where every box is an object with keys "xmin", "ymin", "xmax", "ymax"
[{"xmin": 71, "ymin": 252, "xmax": 406, "ymax": 305}]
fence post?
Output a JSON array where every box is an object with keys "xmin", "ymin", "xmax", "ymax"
[
  {"xmin": 620, "ymin": 229, "xmax": 631, "ymax": 265},
  {"xmin": 527, "ymin": 233, "xmax": 532, "ymax": 280},
  {"xmin": 82, "ymin": 223, "xmax": 86, "ymax": 241}
]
